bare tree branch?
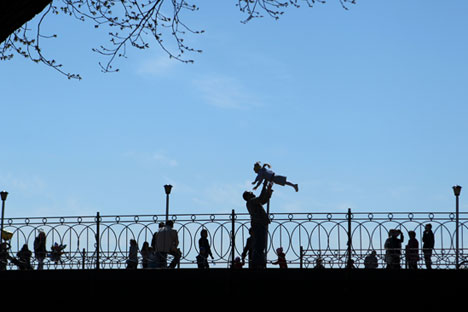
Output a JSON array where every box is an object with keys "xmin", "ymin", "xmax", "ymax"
[{"xmin": 0, "ymin": 0, "xmax": 355, "ymax": 79}]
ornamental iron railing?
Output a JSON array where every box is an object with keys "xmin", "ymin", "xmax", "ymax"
[{"xmin": 1, "ymin": 210, "xmax": 468, "ymax": 270}]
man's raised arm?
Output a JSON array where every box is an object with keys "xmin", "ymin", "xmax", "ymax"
[{"xmin": 258, "ymin": 181, "xmax": 273, "ymax": 205}]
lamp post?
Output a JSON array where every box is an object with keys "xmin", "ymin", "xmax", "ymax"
[
  {"xmin": 453, "ymin": 185, "xmax": 462, "ymax": 269},
  {"xmin": 164, "ymin": 184, "xmax": 173, "ymax": 223},
  {"xmin": 0, "ymin": 191, "xmax": 8, "ymax": 243}
]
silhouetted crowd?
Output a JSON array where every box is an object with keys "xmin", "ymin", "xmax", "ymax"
[
  {"xmin": 0, "ymin": 229, "xmax": 66, "ymax": 271},
  {"xmin": 364, "ymin": 223, "xmax": 435, "ymax": 269},
  {"xmin": 128, "ymin": 220, "xmax": 181, "ymax": 269},
  {"xmin": 0, "ymin": 219, "xmax": 439, "ymax": 270}
]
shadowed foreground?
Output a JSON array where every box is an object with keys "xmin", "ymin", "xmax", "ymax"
[{"xmin": 2, "ymin": 268, "xmax": 466, "ymax": 302}]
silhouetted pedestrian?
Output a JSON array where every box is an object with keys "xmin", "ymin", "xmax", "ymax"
[
  {"xmin": 151, "ymin": 222, "xmax": 165, "ymax": 251},
  {"xmin": 147, "ymin": 247, "xmax": 157, "ymax": 269},
  {"xmin": 272, "ymin": 247, "xmax": 287, "ymax": 268},
  {"xmin": 154, "ymin": 220, "xmax": 180, "ymax": 268},
  {"xmin": 364, "ymin": 250, "xmax": 378, "ymax": 269},
  {"xmin": 15, "ymin": 244, "xmax": 32, "ymax": 270},
  {"xmin": 385, "ymin": 229, "xmax": 404, "ymax": 269},
  {"xmin": 243, "ymin": 181, "xmax": 273, "ymax": 269},
  {"xmin": 196, "ymin": 246, "xmax": 209, "ymax": 269},
  {"xmin": 405, "ymin": 231, "xmax": 419, "ymax": 269},
  {"xmin": 140, "ymin": 241, "xmax": 150, "ymax": 269},
  {"xmin": 126, "ymin": 239, "xmax": 138, "ymax": 269},
  {"xmin": 34, "ymin": 230, "xmax": 47, "ymax": 270},
  {"xmin": 241, "ymin": 228, "xmax": 253, "ymax": 268},
  {"xmin": 422, "ymin": 223, "xmax": 434, "ymax": 269},
  {"xmin": 199, "ymin": 229, "xmax": 214, "ymax": 262},
  {"xmin": 0, "ymin": 242, "xmax": 10, "ymax": 271}
]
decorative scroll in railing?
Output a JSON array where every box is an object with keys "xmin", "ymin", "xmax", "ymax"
[{"xmin": 2, "ymin": 211, "xmax": 468, "ymax": 270}]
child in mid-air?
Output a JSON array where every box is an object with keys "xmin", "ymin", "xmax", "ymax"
[{"xmin": 252, "ymin": 162, "xmax": 298, "ymax": 192}]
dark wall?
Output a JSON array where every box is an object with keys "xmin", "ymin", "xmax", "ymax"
[{"xmin": 1, "ymin": 268, "xmax": 465, "ymax": 303}]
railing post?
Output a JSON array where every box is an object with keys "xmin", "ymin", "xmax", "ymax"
[
  {"xmin": 82, "ymin": 248, "xmax": 86, "ymax": 270},
  {"xmin": 456, "ymin": 192, "xmax": 460, "ymax": 269},
  {"xmin": 266, "ymin": 198, "xmax": 270, "ymax": 267},
  {"xmin": 300, "ymin": 245, "xmax": 303, "ymax": 269},
  {"xmin": 96, "ymin": 212, "xmax": 100, "ymax": 270},
  {"xmin": 231, "ymin": 209, "xmax": 235, "ymax": 268},
  {"xmin": 347, "ymin": 208, "xmax": 353, "ymax": 269},
  {"xmin": 453, "ymin": 185, "xmax": 462, "ymax": 269}
]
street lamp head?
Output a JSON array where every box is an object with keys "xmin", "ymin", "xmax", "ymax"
[
  {"xmin": 453, "ymin": 185, "xmax": 462, "ymax": 197},
  {"xmin": 164, "ymin": 184, "xmax": 173, "ymax": 195},
  {"xmin": 0, "ymin": 191, "xmax": 8, "ymax": 201}
]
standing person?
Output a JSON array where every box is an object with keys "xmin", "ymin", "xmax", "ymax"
[
  {"xmin": 152, "ymin": 222, "xmax": 165, "ymax": 268},
  {"xmin": 405, "ymin": 231, "xmax": 419, "ymax": 269},
  {"xmin": 243, "ymin": 181, "xmax": 273, "ymax": 269},
  {"xmin": 198, "ymin": 229, "xmax": 214, "ymax": 263},
  {"xmin": 251, "ymin": 162, "xmax": 298, "ymax": 192},
  {"xmin": 196, "ymin": 247, "xmax": 209, "ymax": 269},
  {"xmin": 140, "ymin": 241, "xmax": 150, "ymax": 269},
  {"xmin": 151, "ymin": 222, "xmax": 165, "ymax": 251},
  {"xmin": 241, "ymin": 228, "xmax": 253, "ymax": 269},
  {"xmin": 385, "ymin": 229, "xmax": 404, "ymax": 269},
  {"xmin": 126, "ymin": 239, "xmax": 139, "ymax": 269},
  {"xmin": 147, "ymin": 247, "xmax": 157, "ymax": 269},
  {"xmin": 422, "ymin": 223, "xmax": 434, "ymax": 269},
  {"xmin": 15, "ymin": 244, "xmax": 32, "ymax": 270},
  {"xmin": 155, "ymin": 220, "xmax": 180, "ymax": 269},
  {"xmin": 34, "ymin": 230, "xmax": 47, "ymax": 270},
  {"xmin": 384, "ymin": 230, "xmax": 393, "ymax": 268}
]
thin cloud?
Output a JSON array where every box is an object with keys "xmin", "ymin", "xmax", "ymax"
[
  {"xmin": 152, "ymin": 152, "xmax": 179, "ymax": 167},
  {"xmin": 136, "ymin": 56, "xmax": 178, "ymax": 76},
  {"xmin": 123, "ymin": 150, "xmax": 179, "ymax": 167},
  {"xmin": 193, "ymin": 74, "xmax": 262, "ymax": 109},
  {"xmin": 0, "ymin": 174, "xmax": 47, "ymax": 195},
  {"xmin": 190, "ymin": 181, "xmax": 252, "ymax": 213}
]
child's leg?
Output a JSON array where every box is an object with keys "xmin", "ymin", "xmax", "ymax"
[
  {"xmin": 273, "ymin": 175, "xmax": 298, "ymax": 192},
  {"xmin": 285, "ymin": 181, "xmax": 299, "ymax": 192}
]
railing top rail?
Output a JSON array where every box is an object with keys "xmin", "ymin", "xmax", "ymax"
[{"xmin": 4, "ymin": 211, "xmax": 468, "ymax": 224}]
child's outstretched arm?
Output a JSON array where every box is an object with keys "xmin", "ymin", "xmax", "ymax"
[
  {"xmin": 252, "ymin": 173, "xmax": 263, "ymax": 190},
  {"xmin": 252, "ymin": 180, "xmax": 262, "ymax": 190}
]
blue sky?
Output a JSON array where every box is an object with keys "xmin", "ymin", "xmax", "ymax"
[{"xmin": 1, "ymin": 0, "xmax": 468, "ymax": 218}]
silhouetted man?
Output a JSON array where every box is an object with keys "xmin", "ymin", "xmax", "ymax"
[
  {"xmin": 155, "ymin": 220, "xmax": 180, "ymax": 268},
  {"xmin": 385, "ymin": 229, "xmax": 404, "ymax": 269},
  {"xmin": 422, "ymin": 223, "xmax": 434, "ymax": 269},
  {"xmin": 241, "ymin": 228, "xmax": 253, "ymax": 268},
  {"xmin": 243, "ymin": 181, "xmax": 272, "ymax": 269},
  {"xmin": 405, "ymin": 231, "xmax": 419, "ymax": 269}
]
